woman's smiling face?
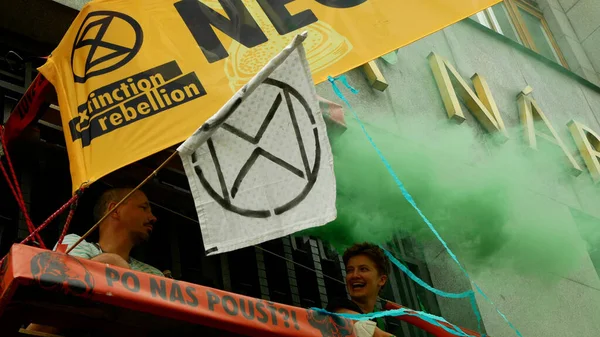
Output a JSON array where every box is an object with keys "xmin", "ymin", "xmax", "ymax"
[{"xmin": 345, "ymin": 254, "xmax": 387, "ymax": 303}]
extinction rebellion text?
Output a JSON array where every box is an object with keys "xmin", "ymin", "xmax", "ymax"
[{"xmin": 70, "ymin": 61, "xmax": 206, "ymax": 146}]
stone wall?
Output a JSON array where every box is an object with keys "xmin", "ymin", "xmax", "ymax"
[{"xmin": 315, "ymin": 19, "xmax": 600, "ymax": 337}]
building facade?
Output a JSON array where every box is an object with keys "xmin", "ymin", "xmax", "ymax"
[{"xmin": 1, "ymin": 0, "xmax": 600, "ymax": 336}]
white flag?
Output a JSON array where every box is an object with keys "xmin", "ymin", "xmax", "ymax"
[{"xmin": 178, "ymin": 33, "xmax": 337, "ymax": 255}]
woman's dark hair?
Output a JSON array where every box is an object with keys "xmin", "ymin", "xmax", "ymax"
[{"xmin": 342, "ymin": 242, "xmax": 391, "ymax": 276}]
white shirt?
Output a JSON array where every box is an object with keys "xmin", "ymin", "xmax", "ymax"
[{"xmin": 57, "ymin": 234, "xmax": 164, "ymax": 277}]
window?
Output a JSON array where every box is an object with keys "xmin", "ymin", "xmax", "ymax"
[
  {"xmin": 380, "ymin": 238, "xmax": 443, "ymax": 337},
  {"xmin": 262, "ymin": 240, "xmax": 294, "ymax": 305},
  {"xmin": 489, "ymin": 3, "xmax": 523, "ymax": 44},
  {"xmin": 229, "ymin": 247, "xmax": 261, "ymax": 298},
  {"xmin": 291, "ymin": 235, "xmax": 310, "ymax": 253},
  {"xmin": 471, "ymin": 0, "xmax": 568, "ymax": 67},
  {"xmin": 317, "ymin": 239, "xmax": 339, "ymax": 261},
  {"xmin": 471, "ymin": 6, "xmax": 522, "ymax": 43},
  {"xmin": 291, "ymin": 246, "xmax": 323, "ymax": 308},
  {"xmin": 516, "ymin": 6, "xmax": 561, "ymax": 62}
]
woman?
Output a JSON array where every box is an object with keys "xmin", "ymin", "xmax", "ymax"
[{"xmin": 326, "ymin": 242, "xmax": 396, "ymax": 337}]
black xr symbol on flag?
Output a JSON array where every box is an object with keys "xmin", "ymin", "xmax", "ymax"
[{"xmin": 192, "ymin": 78, "xmax": 321, "ymax": 218}]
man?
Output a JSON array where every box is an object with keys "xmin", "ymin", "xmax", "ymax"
[
  {"xmin": 27, "ymin": 187, "xmax": 162, "ymax": 334},
  {"xmin": 327, "ymin": 242, "xmax": 396, "ymax": 337},
  {"xmin": 57, "ymin": 187, "xmax": 163, "ymax": 276}
]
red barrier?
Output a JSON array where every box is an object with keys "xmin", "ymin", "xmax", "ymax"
[
  {"xmin": 0, "ymin": 244, "xmax": 356, "ymax": 336},
  {"xmin": 0, "ymin": 244, "xmax": 480, "ymax": 336},
  {"xmin": 383, "ymin": 301, "xmax": 482, "ymax": 337}
]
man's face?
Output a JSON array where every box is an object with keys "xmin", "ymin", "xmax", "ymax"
[
  {"xmin": 345, "ymin": 255, "xmax": 387, "ymax": 303},
  {"xmin": 113, "ymin": 191, "xmax": 157, "ymax": 243}
]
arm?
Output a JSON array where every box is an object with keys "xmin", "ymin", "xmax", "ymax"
[
  {"xmin": 90, "ymin": 253, "xmax": 130, "ymax": 269},
  {"xmin": 58, "ymin": 235, "xmax": 130, "ymax": 269},
  {"xmin": 332, "ymin": 309, "xmax": 396, "ymax": 337},
  {"xmin": 55, "ymin": 234, "xmax": 96, "ymax": 259}
]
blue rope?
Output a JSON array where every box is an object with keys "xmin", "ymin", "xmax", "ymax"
[
  {"xmin": 327, "ymin": 75, "xmax": 522, "ymax": 337},
  {"xmin": 312, "ymin": 307, "xmax": 475, "ymax": 337},
  {"xmin": 381, "ymin": 248, "xmax": 484, "ymax": 334},
  {"xmin": 310, "ymin": 307, "xmax": 475, "ymax": 337},
  {"xmin": 382, "ymin": 247, "xmax": 473, "ymax": 299}
]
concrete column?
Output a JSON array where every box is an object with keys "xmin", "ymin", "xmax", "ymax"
[
  {"xmin": 537, "ymin": 0, "xmax": 600, "ymax": 85},
  {"xmin": 563, "ymin": 0, "xmax": 600, "ymax": 83}
]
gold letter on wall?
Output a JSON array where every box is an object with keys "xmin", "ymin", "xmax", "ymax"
[
  {"xmin": 518, "ymin": 88, "xmax": 582, "ymax": 176},
  {"xmin": 428, "ymin": 52, "xmax": 508, "ymax": 141},
  {"xmin": 362, "ymin": 61, "xmax": 389, "ymax": 92},
  {"xmin": 568, "ymin": 120, "xmax": 600, "ymax": 183}
]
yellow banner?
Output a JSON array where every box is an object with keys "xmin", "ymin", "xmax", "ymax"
[{"xmin": 39, "ymin": 0, "xmax": 501, "ymax": 191}]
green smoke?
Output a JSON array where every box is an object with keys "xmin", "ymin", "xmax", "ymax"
[{"xmin": 302, "ymin": 111, "xmax": 599, "ymax": 278}]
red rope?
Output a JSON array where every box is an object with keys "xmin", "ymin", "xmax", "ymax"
[
  {"xmin": 57, "ymin": 208, "xmax": 75, "ymax": 246},
  {"xmin": 0, "ymin": 188, "xmax": 83, "ymax": 267},
  {"xmin": 0, "ymin": 126, "xmax": 44, "ymax": 247},
  {"xmin": 20, "ymin": 189, "xmax": 82, "ymax": 246},
  {"xmin": 57, "ymin": 193, "xmax": 80, "ymax": 246},
  {"xmin": 0, "ymin": 162, "xmax": 35, "ymax": 236},
  {"xmin": 0, "ymin": 158, "xmax": 19, "ymax": 210}
]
